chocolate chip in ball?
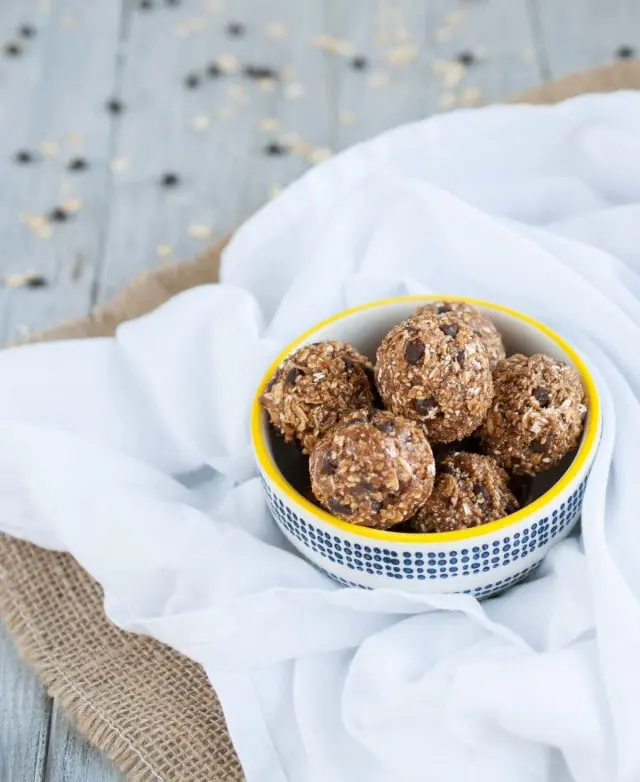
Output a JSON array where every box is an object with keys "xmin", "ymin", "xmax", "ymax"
[
  {"xmin": 440, "ymin": 323, "xmax": 459, "ymax": 339},
  {"xmin": 286, "ymin": 367, "xmax": 302, "ymax": 386},
  {"xmin": 414, "ymin": 396, "xmax": 437, "ymax": 415},
  {"xmin": 405, "ymin": 340, "xmax": 425, "ymax": 365},
  {"xmin": 373, "ymin": 419, "xmax": 394, "ymax": 434},
  {"xmin": 505, "ymin": 502, "xmax": 518, "ymax": 515},
  {"xmin": 474, "ymin": 483, "xmax": 490, "ymax": 503},
  {"xmin": 456, "ymin": 349, "xmax": 465, "ymax": 367},
  {"xmin": 531, "ymin": 436, "xmax": 552, "ymax": 453},
  {"xmin": 370, "ymin": 499, "xmax": 383, "ymax": 513},
  {"xmin": 532, "ymin": 386, "xmax": 550, "ymax": 407},
  {"xmin": 328, "ymin": 498, "xmax": 352, "ymax": 516},
  {"xmin": 322, "ymin": 453, "xmax": 337, "ymax": 475},
  {"xmin": 437, "ymin": 303, "xmax": 453, "ymax": 313}
]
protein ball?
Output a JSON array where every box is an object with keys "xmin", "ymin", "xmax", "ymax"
[
  {"xmin": 411, "ymin": 452, "xmax": 518, "ymax": 533},
  {"xmin": 415, "ymin": 300, "xmax": 506, "ymax": 368},
  {"xmin": 481, "ymin": 353, "xmax": 587, "ymax": 475},
  {"xmin": 260, "ymin": 341, "xmax": 375, "ymax": 453},
  {"xmin": 309, "ymin": 409, "xmax": 436, "ymax": 529},
  {"xmin": 375, "ymin": 313, "xmax": 493, "ymax": 443}
]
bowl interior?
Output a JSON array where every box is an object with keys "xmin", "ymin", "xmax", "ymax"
[{"xmin": 257, "ymin": 296, "xmax": 598, "ymax": 537}]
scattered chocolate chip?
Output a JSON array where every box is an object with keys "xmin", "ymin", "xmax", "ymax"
[
  {"xmin": 414, "ymin": 396, "xmax": 437, "ymax": 415},
  {"xmin": 322, "ymin": 453, "xmax": 337, "ymax": 475},
  {"xmin": 227, "ymin": 22, "xmax": 246, "ymax": 37},
  {"xmin": 286, "ymin": 367, "xmax": 302, "ymax": 386},
  {"xmin": 531, "ymin": 436, "xmax": 552, "ymax": 453},
  {"xmin": 457, "ymin": 51, "xmax": 476, "ymax": 66},
  {"xmin": 373, "ymin": 419, "xmax": 394, "ymax": 434},
  {"xmin": 243, "ymin": 64, "xmax": 278, "ymax": 80},
  {"xmin": 405, "ymin": 340, "xmax": 425, "ymax": 365},
  {"xmin": 505, "ymin": 502, "xmax": 518, "ymax": 515},
  {"xmin": 616, "ymin": 45, "xmax": 635, "ymax": 60},
  {"xmin": 48, "ymin": 207, "xmax": 70, "ymax": 223},
  {"xmin": 473, "ymin": 483, "xmax": 490, "ymax": 503},
  {"xmin": 264, "ymin": 141, "xmax": 288, "ymax": 156},
  {"xmin": 206, "ymin": 62, "xmax": 224, "ymax": 78},
  {"xmin": 4, "ymin": 41, "xmax": 22, "ymax": 57},
  {"xmin": 456, "ymin": 349, "xmax": 465, "ymax": 367},
  {"xmin": 14, "ymin": 150, "xmax": 36, "ymax": 164},
  {"xmin": 328, "ymin": 498, "xmax": 352, "ymax": 516},
  {"xmin": 437, "ymin": 303, "xmax": 453, "ymax": 313},
  {"xmin": 440, "ymin": 323, "xmax": 459, "ymax": 339},
  {"xmin": 350, "ymin": 55, "xmax": 368, "ymax": 70},
  {"xmin": 105, "ymin": 98, "xmax": 124, "ymax": 114},
  {"xmin": 166, "ymin": 0, "xmax": 181, "ymax": 5},
  {"xmin": 184, "ymin": 72, "xmax": 200, "ymax": 89},
  {"xmin": 68, "ymin": 157, "xmax": 88, "ymax": 172},
  {"xmin": 25, "ymin": 274, "xmax": 48, "ymax": 288},
  {"xmin": 532, "ymin": 386, "xmax": 550, "ymax": 407},
  {"xmin": 160, "ymin": 172, "xmax": 180, "ymax": 188},
  {"xmin": 139, "ymin": 0, "xmax": 153, "ymax": 8},
  {"xmin": 18, "ymin": 25, "xmax": 36, "ymax": 39}
]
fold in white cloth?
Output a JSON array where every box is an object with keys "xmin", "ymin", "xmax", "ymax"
[{"xmin": 1, "ymin": 92, "xmax": 640, "ymax": 782}]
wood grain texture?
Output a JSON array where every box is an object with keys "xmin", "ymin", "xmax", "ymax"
[
  {"xmin": 0, "ymin": 620, "xmax": 50, "ymax": 782},
  {"xmin": 44, "ymin": 704, "xmax": 123, "ymax": 782}
]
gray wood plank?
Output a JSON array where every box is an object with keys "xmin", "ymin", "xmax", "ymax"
[
  {"xmin": 0, "ymin": 0, "xmax": 125, "ymax": 343},
  {"xmin": 44, "ymin": 704, "xmax": 123, "ymax": 782},
  {"xmin": 0, "ymin": 620, "xmax": 51, "ymax": 782},
  {"xmin": 95, "ymin": 0, "xmax": 335, "ymax": 303},
  {"xmin": 330, "ymin": 0, "xmax": 543, "ymax": 150},
  {"xmin": 531, "ymin": 0, "xmax": 640, "ymax": 77}
]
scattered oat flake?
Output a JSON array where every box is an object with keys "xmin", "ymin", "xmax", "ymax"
[
  {"xmin": 437, "ymin": 92, "xmax": 457, "ymax": 110},
  {"xmin": 268, "ymin": 185, "xmax": 282, "ymax": 200},
  {"xmin": 19, "ymin": 213, "xmax": 53, "ymax": 238},
  {"xmin": 258, "ymin": 77, "xmax": 277, "ymax": 92},
  {"xmin": 216, "ymin": 107, "xmax": 234, "ymax": 119},
  {"xmin": 110, "ymin": 157, "xmax": 129, "ymax": 173},
  {"xmin": 190, "ymin": 114, "xmax": 211, "ymax": 131},
  {"xmin": 385, "ymin": 44, "xmax": 418, "ymax": 67},
  {"xmin": 367, "ymin": 71, "xmax": 390, "ymax": 89},
  {"xmin": 338, "ymin": 109, "xmax": 356, "ymax": 125},
  {"xmin": 66, "ymin": 132, "xmax": 84, "ymax": 150},
  {"xmin": 156, "ymin": 244, "xmax": 173, "ymax": 259},
  {"xmin": 435, "ymin": 26, "xmax": 453, "ymax": 42},
  {"xmin": 521, "ymin": 46, "xmax": 535, "ymax": 62},
  {"xmin": 442, "ymin": 61, "xmax": 466, "ymax": 88},
  {"xmin": 62, "ymin": 197, "xmax": 82, "ymax": 213},
  {"xmin": 216, "ymin": 54, "xmax": 237, "ymax": 73},
  {"xmin": 260, "ymin": 117, "xmax": 280, "ymax": 132},
  {"xmin": 308, "ymin": 147, "xmax": 332, "ymax": 165},
  {"xmin": 3, "ymin": 270, "xmax": 44, "ymax": 287},
  {"xmin": 312, "ymin": 34, "xmax": 355, "ymax": 56},
  {"xmin": 265, "ymin": 21, "xmax": 287, "ymax": 38},
  {"xmin": 175, "ymin": 16, "xmax": 206, "ymax": 37},
  {"xmin": 188, "ymin": 223, "xmax": 212, "ymax": 239},
  {"xmin": 444, "ymin": 10, "xmax": 464, "ymax": 26},
  {"xmin": 40, "ymin": 140, "xmax": 59, "ymax": 157},
  {"xmin": 285, "ymin": 83, "xmax": 304, "ymax": 100},
  {"xmin": 460, "ymin": 86, "xmax": 483, "ymax": 106}
]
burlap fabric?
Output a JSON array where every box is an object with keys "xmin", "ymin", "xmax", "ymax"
[{"xmin": 1, "ymin": 62, "xmax": 639, "ymax": 782}]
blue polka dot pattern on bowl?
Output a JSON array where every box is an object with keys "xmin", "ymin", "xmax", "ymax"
[{"xmin": 261, "ymin": 473, "xmax": 588, "ymax": 598}]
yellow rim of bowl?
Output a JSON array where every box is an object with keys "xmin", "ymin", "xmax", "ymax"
[{"xmin": 251, "ymin": 295, "xmax": 601, "ymax": 543}]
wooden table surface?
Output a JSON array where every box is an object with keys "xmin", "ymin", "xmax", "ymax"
[{"xmin": 0, "ymin": 0, "xmax": 638, "ymax": 778}]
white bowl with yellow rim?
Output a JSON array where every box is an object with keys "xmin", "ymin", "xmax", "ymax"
[{"xmin": 251, "ymin": 296, "xmax": 601, "ymax": 597}]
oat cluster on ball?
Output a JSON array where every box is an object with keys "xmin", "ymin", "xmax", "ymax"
[
  {"xmin": 260, "ymin": 340, "xmax": 374, "ymax": 454},
  {"xmin": 309, "ymin": 409, "xmax": 435, "ymax": 529},
  {"xmin": 260, "ymin": 301, "xmax": 588, "ymax": 533}
]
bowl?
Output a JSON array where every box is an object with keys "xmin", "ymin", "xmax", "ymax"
[{"xmin": 251, "ymin": 296, "xmax": 601, "ymax": 598}]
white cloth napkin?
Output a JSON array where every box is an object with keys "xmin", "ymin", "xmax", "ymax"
[{"xmin": 2, "ymin": 92, "xmax": 640, "ymax": 782}]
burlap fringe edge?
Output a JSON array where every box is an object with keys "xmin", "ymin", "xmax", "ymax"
[{"xmin": 0, "ymin": 579, "xmax": 163, "ymax": 782}]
